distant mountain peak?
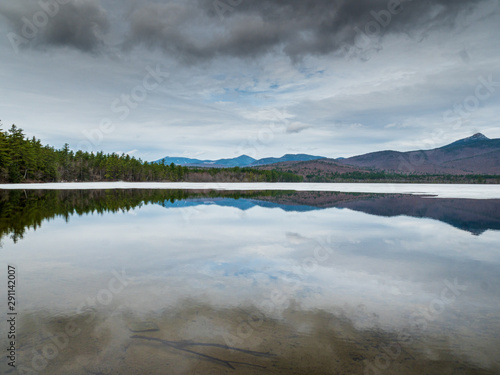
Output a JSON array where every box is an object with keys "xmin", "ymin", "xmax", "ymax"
[
  {"xmin": 233, "ymin": 155, "xmax": 255, "ymax": 160},
  {"xmin": 467, "ymin": 133, "xmax": 489, "ymax": 141},
  {"xmin": 337, "ymin": 131, "xmax": 499, "ymax": 174},
  {"xmin": 444, "ymin": 132, "xmax": 490, "ymax": 148}
]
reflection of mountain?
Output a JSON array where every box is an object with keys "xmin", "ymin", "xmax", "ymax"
[
  {"xmin": 258, "ymin": 192, "xmax": 500, "ymax": 235},
  {"xmin": 1, "ymin": 189, "xmax": 499, "ymax": 244},
  {"xmin": 162, "ymin": 198, "xmax": 320, "ymax": 212},
  {"xmin": 336, "ymin": 196, "xmax": 500, "ymax": 235},
  {"xmin": 162, "ymin": 192, "xmax": 500, "ymax": 235},
  {"xmin": 159, "ymin": 192, "xmax": 378, "ymax": 212}
]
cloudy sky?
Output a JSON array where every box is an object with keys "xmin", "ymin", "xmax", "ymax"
[{"xmin": 1, "ymin": 0, "xmax": 499, "ymax": 161}]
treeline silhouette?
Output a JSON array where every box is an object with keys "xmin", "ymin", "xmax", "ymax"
[
  {"xmin": 0, "ymin": 124, "xmax": 190, "ymax": 182},
  {"xmin": 304, "ymin": 171, "xmax": 500, "ymax": 183},
  {"xmin": 0, "ymin": 124, "xmax": 303, "ymax": 183}
]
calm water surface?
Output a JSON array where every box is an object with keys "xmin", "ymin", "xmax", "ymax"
[{"xmin": 1, "ymin": 189, "xmax": 499, "ymax": 374}]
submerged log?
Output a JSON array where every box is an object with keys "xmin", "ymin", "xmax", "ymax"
[{"xmin": 130, "ymin": 334, "xmax": 274, "ymax": 369}]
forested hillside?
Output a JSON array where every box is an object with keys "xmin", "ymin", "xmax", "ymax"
[
  {"xmin": 0, "ymin": 124, "xmax": 302, "ymax": 183},
  {"xmin": 0, "ymin": 124, "xmax": 191, "ymax": 182}
]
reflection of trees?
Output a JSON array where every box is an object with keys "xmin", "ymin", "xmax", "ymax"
[
  {"xmin": 0, "ymin": 189, "xmax": 289, "ymax": 244},
  {"xmin": 2, "ymin": 189, "xmax": 498, "ymax": 245}
]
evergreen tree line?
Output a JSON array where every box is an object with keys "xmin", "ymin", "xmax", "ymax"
[
  {"xmin": 304, "ymin": 171, "xmax": 500, "ymax": 184},
  {"xmin": 0, "ymin": 125, "xmax": 303, "ymax": 183},
  {"xmin": 0, "ymin": 124, "xmax": 190, "ymax": 183},
  {"xmin": 186, "ymin": 166, "xmax": 304, "ymax": 182}
]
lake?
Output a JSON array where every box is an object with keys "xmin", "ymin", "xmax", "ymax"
[{"xmin": 1, "ymin": 186, "xmax": 499, "ymax": 374}]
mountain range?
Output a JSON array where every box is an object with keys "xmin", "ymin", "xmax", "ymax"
[
  {"xmin": 155, "ymin": 153, "xmax": 326, "ymax": 168},
  {"xmin": 157, "ymin": 133, "xmax": 500, "ymax": 174},
  {"xmin": 337, "ymin": 133, "xmax": 500, "ymax": 174}
]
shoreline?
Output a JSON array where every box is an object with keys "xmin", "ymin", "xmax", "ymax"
[{"xmin": 1, "ymin": 181, "xmax": 500, "ymax": 199}]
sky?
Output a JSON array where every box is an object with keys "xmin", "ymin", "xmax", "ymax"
[{"xmin": 1, "ymin": 0, "xmax": 500, "ymax": 161}]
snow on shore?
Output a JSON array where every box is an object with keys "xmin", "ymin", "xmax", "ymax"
[{"xmin": 1, "ymin": 182, "xmax": 500, "ymax": 199}]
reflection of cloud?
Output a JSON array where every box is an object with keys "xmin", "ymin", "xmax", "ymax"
[
  {"xmin": 4, "ymin": 202, "xmax": 500, "ymax": 333},
  {"xmin": 285, "ymin": 232, "xmax": 307, "ymax": 244}
]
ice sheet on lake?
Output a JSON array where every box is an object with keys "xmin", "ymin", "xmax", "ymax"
[{"xmin": 1, "ymin": 181, "xmax": 500, "ymax": 199}]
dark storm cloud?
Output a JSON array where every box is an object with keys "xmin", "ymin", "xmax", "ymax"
[
  {"xmin": 0, "ymin": 0, "xmax": 487, "ymax": 58},
  {"xmin": 0, "ymin": 0, "xmax": 109, "ymax": 52},
  {"xmin": 123, "ymin": 0, "xmax": 485, "ymax": 62}
]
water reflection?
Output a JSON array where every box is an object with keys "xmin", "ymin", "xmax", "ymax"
[
  {"xmin": 1, "ymin": 189, "xmax": 499, "ymax": 374},
  {"xmin": 2, "ymin": 190, "xmax": 500, "ymax": 243}
]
